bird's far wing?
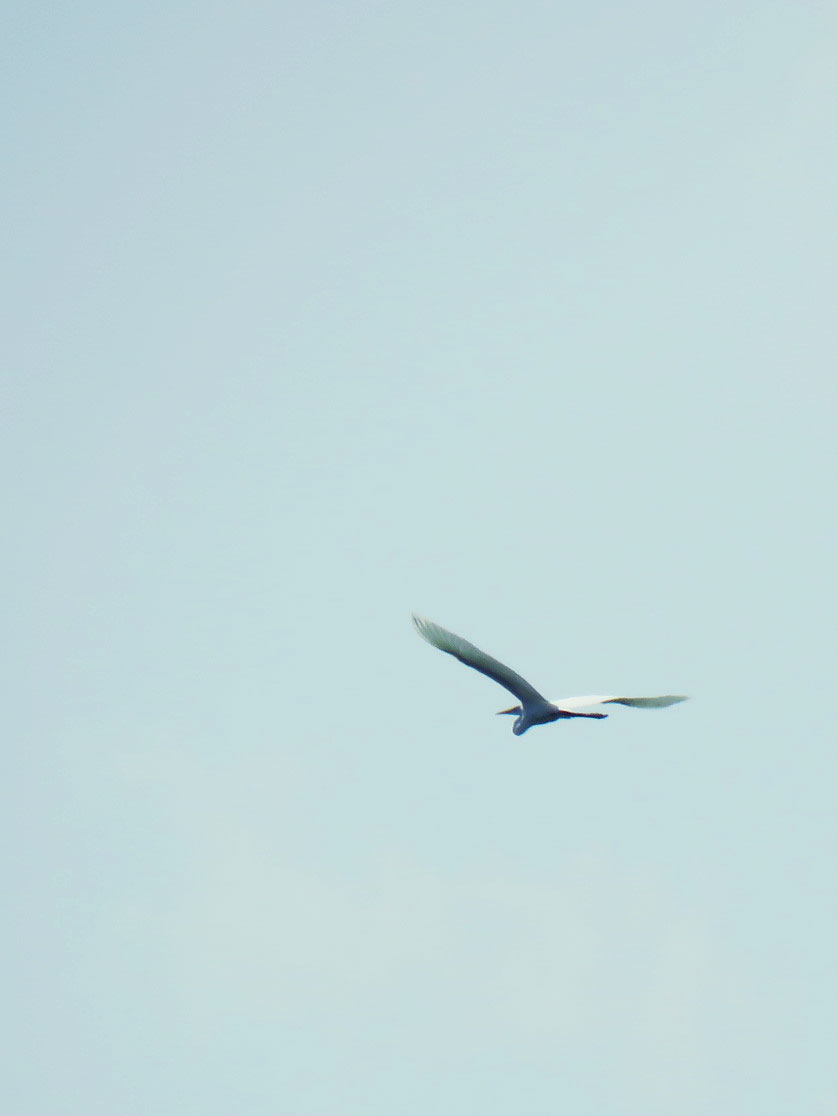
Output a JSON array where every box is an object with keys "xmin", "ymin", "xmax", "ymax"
[
  {"xmin": 412, "ymin": 615, "xmax": 548, "ymax": 705},
  {"xmin": 556, "ymin": 694, "xmax": 689, "ymax": 711},
  {"xmin": 604, "ymin": 695, "xmax": 689, "ymax": 708},
  {"xmin": 554, "ymin": 695, "xmax": 617, "ymax": 711}
]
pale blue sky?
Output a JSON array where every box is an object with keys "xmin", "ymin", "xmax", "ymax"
[{"xmin": 3, "ymin": 2, "xmax": 836, "ymax": 1112}]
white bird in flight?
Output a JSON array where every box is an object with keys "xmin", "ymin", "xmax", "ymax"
[{"xmin": 413, "ymin": 615, "xmax": 688, "ymax": 735}]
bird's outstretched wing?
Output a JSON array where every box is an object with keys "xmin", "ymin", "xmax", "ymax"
[
  {"xmin": 556, "ymin": 694, "xmax": 689, "ymax": 711},
  {"xmin": 412, "ymin": 615, "xmax": 548, "ymax": 706}
]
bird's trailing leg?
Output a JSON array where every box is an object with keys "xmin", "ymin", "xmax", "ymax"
[
  {"xmin": 557, "ymin": 709, "xmax": 608, "ymax": 720},
  {"xmin": 497, "ymin": 705, "xmax": 521, "ymax": 716}
]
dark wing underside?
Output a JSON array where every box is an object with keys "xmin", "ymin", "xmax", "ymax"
[{"xmin": 412, "ymin": 615, "xmax": 549, "ymax": 706}]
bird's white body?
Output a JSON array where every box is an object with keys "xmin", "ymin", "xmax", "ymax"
[{"xmin": 413, "ymin": 615, "xmax": 688, "ymax": 735}]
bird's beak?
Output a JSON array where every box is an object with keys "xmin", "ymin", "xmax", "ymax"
[{"xmin": 496, "ymin": 706, "xmax": 520, "ymax": 716}]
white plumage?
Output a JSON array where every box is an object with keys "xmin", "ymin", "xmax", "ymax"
[{"xmin": 413, "ymin": 615, "xmax": 688, "ymax": 736}]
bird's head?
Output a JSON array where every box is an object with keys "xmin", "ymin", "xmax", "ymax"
[{"xmin": 497, "ymin": 704, "xmax": 527, "ymax": 734}]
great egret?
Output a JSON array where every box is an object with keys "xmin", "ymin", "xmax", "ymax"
[{"xmin": 413, "ymin": 614, "xmax": 688, "ymax": 735}]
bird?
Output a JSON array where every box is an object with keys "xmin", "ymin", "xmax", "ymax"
[{"xmin": 412, "ymin": 614, "xmax": 688, "ymax": 735}]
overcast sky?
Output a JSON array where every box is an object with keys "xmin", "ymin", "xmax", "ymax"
[{"xmin": 3, "ymin": 1, "xmax": 836, "ymax": 1112}]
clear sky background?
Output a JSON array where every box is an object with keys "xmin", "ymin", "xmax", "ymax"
[{"xmin": 3, "ymin": 1, "xmax": 836, "ymax": 1112}]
